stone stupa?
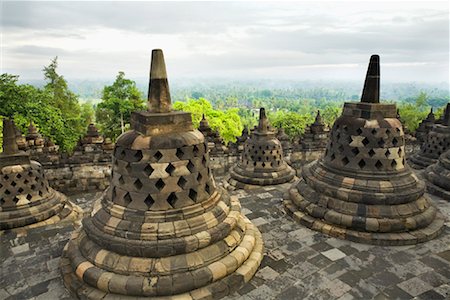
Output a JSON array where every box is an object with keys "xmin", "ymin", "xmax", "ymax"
[
  {"xmin": 423, "ymin": 149, "xmax": 450, "ymax": 200},
  {"xmin": 198, "ymin": 114, "xmax": 226, "ymax": 154},
  {"xmin": 0, "ymin": 118, "xmax": 82, "ymax": 231},
  {"xmin": 284, "ymin": 55, "xmax": 444, "ymax": 245},
  {"xmin": 409, "ymin": 104, "xmax": 450, "ymax": 169},
  {"xmin": 226, "ymin": 108, "xmax": 295, "ymax": 189},
  {"xmin": 300, "ymin": 110, "xmax": 330, "ymax": 151},
  {"xmin": 60, "ymin": 49, "xmax": 263, "ymax": 299},
  {"xmin": 26, "ymin": 121, "xmax": 45, "ymax": 153},
  {"xmin": 415, "ymin": 108, "xmax": 436, "ymax": 144}
]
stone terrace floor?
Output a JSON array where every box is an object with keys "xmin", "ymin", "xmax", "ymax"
[{"xmin": 1, "ymin": 181, "xmax": 449, "ymax": 300}]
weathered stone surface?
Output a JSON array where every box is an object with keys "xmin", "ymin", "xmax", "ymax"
[
  {"xmin": 60, "ymin": 49, "xmax": 263, "ymax": 299},
  {"xmin": 284, "ymin": 55, "xmax": 445, "ymax": 245},
  {"xmin": 423, "ymin": 149, "xmax": 450, "ymax": 200}
]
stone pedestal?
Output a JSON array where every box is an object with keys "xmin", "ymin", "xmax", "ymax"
[
  {"xmin": 284, "ymin": 55, "xmax": 444, "ymax": 245},
  {"xmin": 60, "ymin": 49, "xmax": 263, "ymax": 299}
]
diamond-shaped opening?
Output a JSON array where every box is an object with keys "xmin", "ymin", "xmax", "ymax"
[
  {"xmin": 13, "ymin": 196, "xmax": 19, "ymax": 204},
  {"xmin": 18, "ymin": 187, "xmax": 24, "ymax": 193},
  {"xmin": 134, "ymin": 150, "xmax": 143, "ymax": 161},
  {"xmin": 343, "ymin": 125, "xmax": 348, "ymax": 132},
  {"xmin": 358, "ymin": 159, "xmax": 366, "ymax": 169},
  {"xmin": 178, "ymin": 176, "xmax": 187, "ymax": 189},
  {"xmin": 262, "ymin": 162, "xmax": 266, "ymax": 167},
  {"xmin": 337, "ymin": 133, "xmax": 341, "ymax": 139},
  {"xmin": 167, "ymin": 192, "xmax": 177, "ymax": 207},
  {"xmin": 371, "ymin": 128, "xmax": 377, "ymax": 135},
  {"xmin": 378, "ymin": 139, "xmax": 385, "ymax": 147},
  {"xmin": 375, "ymin": 160, "xmax": 383, "ymax": 170},
  {"xmin": 4, "ymin": 175, "xmax": 9, "ymax": 180},
  {"xmin": 134, "ymin": 179, "xmax": 143, "ymax": 190},
  {"xmin": 31, "ymin": 184, "xmax": 36, "ymax": 190},
  {"xmin": 144, "ymin": 195, "xmax": 154, "ymax": 208},
  {"xmin": 165, "ymin": 163, "xmax": 176, "ymax": 176},
  {"xmin": 391, "ymin": 160, "xmax": 397, "ymax": 168},
  {"xmin": 144, "ymin": 164, "xmax": 154, "ymax": 176},
  {"xmin": 202, "ymin": 156, "xmax": 207, "ymax": 166},
  {"xmin": 187, "ymin": 161, "xmax": 195, "ymax": 173},
  {"xmin": 28, "ymin": 171, "xmax": 33, "ymax": 176},
  {"xmin": 338, "ymin": 145, "xmax": 344, "ymax": 152},
  {"xmin": 123, "ymin": 192, "xmax": 132, "ymax": 205},
  {"xmin": 351, "ymin": 148, "xmax": 360, "ymax": 156},
  {"xmin": 38, "ymin": 190, "xmax": 43, "ymax": 197},
  {"xmin": 16, "ymin": 173, "xmax": 22, "ymax": 179},
  {"xmin": 398, "ymin": 148, "xmax": 402, "ymax": 156},
  {"xmin": 119, "ymin": 149, "xmax": 126, "ymax": 159},
  {"xmin": 119, "ymin": 176, "xmax": 125, "ymax": 185},
  {"xmin": 356, "ymin": 128, "xmax": 363, "ymax": 135},
  {"xmin": 155, "ymin": 178, "xmax": 165, "ymax": 191},
  {"xmin": 385, "ymin": 149, "xmax": 391, "ymax": 157},
  {"xmin": 11, "ymin": 181, "xmax": 17, "ymax": 187},
  {"xmin": 368, "ymin": 149, "xmax": 376, "ymax": 157},
  {"xmin": 176, "ymin": 148, "xmax": 184, "ymax": 159},
  {"xmin": 0, "ymin": 199, "xmax": 5, "ymax": 205},
  {"xmin": 205, "ymin": 184, "xmax": 211, "ymax": 194},
  {"xmin": 193, "ymin": 145, "xmax": 200, "ymax": 155},
  {"xmin": 26, "ymin": 193, "xmax": 32, "ymax": 200},
  {"xmin": 330, "ymin": 153, "xmax": 336, "ymax": 161},
  {"xmin": 24, "ymin": 179, "xmax": 29, "ymax": 184},
  {"xmin": 362, "ymin": 137, "xmax": 369, "ymax": 146},
  {"xmin": 189, "ymin": 189, "xmax": 198, "ymax": 201},
  {"xmin": 154, "ymin": 151, "xmax": 163, "ymax": 161},
  {"xmin": 341, "ymin": 157, "xmax": 350, "ymax": 165},
  {"xmin": 125, "ymin": 163, "xmax": 132, "ymax": 173},
  {"xmin": 197, "ymin": 173, "xmax": 203, "ymax": 182},
  {"xmin": 386, "ymin": 129, "xmax": 391, "ymax": 136},
  {"xmin": 112, "ymin": 187, "xmax": 117, "ymax": 199},
  {"xmin": 392, "ymin": 137, "xmax": 399, "ymax": 146}
]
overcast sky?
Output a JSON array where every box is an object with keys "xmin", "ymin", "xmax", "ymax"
[{"xmin": 1, "ymin": 1, "xmax": 449, "ymax": 83}]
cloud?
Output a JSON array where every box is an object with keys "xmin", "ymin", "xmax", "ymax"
[{"xmin": 1, "ymin": 1, "xmax": 449, "ymax": 83}]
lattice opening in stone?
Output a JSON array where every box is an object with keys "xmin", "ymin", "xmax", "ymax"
[
  {"xmin": 18, "ymin": 187, "xmax": 23, "ymax": 193},
  {"xmin": 358, "ymin": 159, "xmax": 366, "ymax": 169},
  {"xmin": 378, "ymin": 139, "xmax": 385, "ymax": 147},
  {"xmin": 123, "ymin": 192, "xmax": 132, "ymax": 205},
  {"xmin": 26, "ymin": 194, "xmax": 32, "ymax": 200},
  {"xmin": 16, "ymin": 173, "xmax": 22, "ymax": 179},
  {"xmin": 38, "ymin": 191, "xmax": 43, "ymax": 197},
  {"xmin": 368, "ymin": 149, "xmax": 376, "ymax": 157},
  {"xmin": 351, "ymin": 148, "xmax": 360, "ymax": 156},
  {"xmin": 330, "ymin": 153, "xmax": 336, "ymax": 161},
  {"xmin": 338, "ymin": 145, "xmax": 344, "ymax": 152},
  {"xmin": 371, "ymin": 128, "xmax": 377, "ymax": 135},
  {"xmin": 144, "ymin": 164, "xmax": 154, "ymax": 176},
  {"xmin": 177, "ymin": 176, "xmax": 187, "ymax": 189},
  {"xmin": 391, "ymin": 160, "xmax": 397, "ymax": 168},
  {"xmin": 31, "ymin": 184, "xmax": 36, "ymax": 190},
  {"xmin": 187, "ymin": 161, "xmax": 195, "ymax": 173},
  {"xmin": 356, "ymin": 128, "xmax": 363, "ymax": 135},
  {"xmin": 119, "ymin": 176, "xmax": 125, "ymax": 185},
  {"xmin": 11, "ymin": 181, "xmax": 17, "ymax": 187},
  {"xmin": 4, "ymin": 175, "xmax": 9, "ymax": 180},
  {"xmin": 197, "ymin": 173, "xmax": 203, "ymax": 182},
  {"xmin": 392, "ymin": 137, "xmax": 399, "ymax": 146},
  {"xmin": 205, "ymin": 184, "xmax": 211, "ymax": 194},
  {"xmin": 165, "ymin": 163, "xmax": 176, "ymax": 176},
  {"xmin": 385, "ymin": 149, "xmax": 391, "ymax": 158},
  {"xmin": 262, "ymin": 162, "xmax": 266, "ymax": 167},
  {"xmin": 155, "ymin": 179, "xmax": 165, "ymax": 191},
  {"xmin": 144, "ymin": 195, "xmax": 154, "ymax": 208},
  {"xmin": 202, "ymin": 156, "xmax": 207, "ymax": 166},
  {"xmin": 125, "ymin": 163, "xmax": 132, "ymax": 174},
  {"xmin": 189, "ymin": 189, "xmax": 198, "ymax": 201},
  {"xmin": 375, "ymin": 160, "xmax": 383, "ymax": 170},
  {"xmin": 176, "ymin": 148, "xmax": 184, "ymax": 159},
  {"xmin": 342, "ymin": 157, "xmax": 349, "ymax": 166},
  {"xmin": 24, "ymin": 179, "xmax": 29, "ymax": 184},
  {"xmin": 398, "ymin": 148, "xmax": 402, "ymax": 156},
  {"xmin": 13, "ymin": 196, "xmax": 19, "ymax": 204},
  {"xmin": 193, "ymin": 145, "xmax": 199, "ymax": 155},
  {"xmin": 134, "ymin": 150, "xmax": 143, "ymax": 161},
  {"xmin": 150, "ymin": 151, "xmax": 163, "ymax": 162},
  {"xmin": 362, "ymin": 137, "xmax": 369, "ymax": 146},
  {"xmin": 167, "ymin": 192, "xmax": 177, "ymax": 207},
  {"xmin": 134, "ymin": 179, "xmax": 143, "ymax": 190}
]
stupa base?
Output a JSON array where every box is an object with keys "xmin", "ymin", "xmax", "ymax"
[
  {"xmin": 283, "ymin": 196, "xmax": 445, "ymax": 246},
  {"xmin": 60, "ymin": 201, "xmax": 263, "ymax": 299},
  {"xmin": 408, "ymin": 155, "xmax": 437, "ymax": 170},
  {"xmin": 0, "ymin": 191, "xmax": 83, "ymax": 234},
  {"xmin": 224, "ymin": 166, "xmax": 296, "ymax": 190}
]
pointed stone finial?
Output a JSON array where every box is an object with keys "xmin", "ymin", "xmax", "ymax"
[
  {"xmin": 257, "ymin": 108, "xmax": 269, "ymax": 132},
  {"xmin": 148, "ymin": 49, "xmax": 172, "ymax": 113},
  {"xmin": 426, "ymin": 108, "xmax": 435, "ymax": 122},
  {"xmin": 314, "ymin": 110, "xmax": 324, "ymax": 125},
  {"xmin": 202, "ymin": 114, "xmax": 206, "ymax": 120},
  {"xmin": 360, "ymin": 55, "xmax": 380, "ymax": 103},
  {"xmin": 2, "ymin": 118, "xmax": 19, "ymax": 155}
]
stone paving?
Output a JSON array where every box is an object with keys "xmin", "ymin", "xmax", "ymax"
[{"xmin": 0, "ymin": 182, "xmax": 449, "ymax": 300}]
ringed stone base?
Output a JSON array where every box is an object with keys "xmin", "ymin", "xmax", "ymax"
[
  {"xmin": 224, "ymin": 173, "xmax": 297, "ymax": 191},
  {"xmin": 283, "ymin": 186, "xmax": 445, "ymax": 246},
  {"xmin": 60, "ymin": 195, "xmax": 263, "ymax": 300}
]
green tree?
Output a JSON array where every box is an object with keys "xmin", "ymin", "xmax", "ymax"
[
  {"xmin": 95, "ymin": 72, "xmax": 145, "ymax": 140},
  {"xmin": 269, "ymin": 111, "xmax": 314, "ymax": 138},
  {"xmin": 173, "ymin": 98, "xmax": 243, "ymax": 144}
]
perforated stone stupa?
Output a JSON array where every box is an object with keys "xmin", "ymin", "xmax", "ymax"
[
  {"xmin": 60, "ymin": 49, "xmax": 263, "ymax": 299},
  {"xmin": 415, "ymin": 108, "xmax": 436, "ymax": 144},
  {"xmin": 409, "ymin": 104, "xmax": 450, "ymax": 169},
  {"xmin": 300, "ymin": 110, "xmax": 330, "ymax": 151},
  {"xmin": 226, "ymin": 108, "xmax": 295, "ymax": 189},
  {"xmin": 198, "ymin": 114, "xmax": 226, "ymax": 154},
  {"xmin": 284, "ymin": 55, "xmax": 444, "ymax": 245},
  {"xmin": 0, "ymin": 118, "xmax": 82, "ymax": 231},
  {"xmin": 423, "ymin": 149, "xmax": 450, "ymax": 200}
]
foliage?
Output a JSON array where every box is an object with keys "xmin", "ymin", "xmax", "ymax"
[
  {"xmin": 173, "ymin": 98, "xmax": 243, "ymax": 144},
  {"xmin": 268, "ymin": 111, "xmax": 315, "ymax": 138},
  {"xmin": 95, "ymin": 72, "xmax": 145, "ymax": 140}
]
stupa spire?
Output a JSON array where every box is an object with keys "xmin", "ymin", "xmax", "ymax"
[
  {"xmin": 147, "ymin": 49, "xmax": 172, "ymax": 113},
  {"xmin": 360, "ymin": 55, "xmax": 380, "ymax": 103},
  {"xmin": 2, "ymin": 118, "xmax": 19, "ymax": 155},
  {"xmin": 257, "ymin": 107, "xmax": 269, "ymax": 132}
]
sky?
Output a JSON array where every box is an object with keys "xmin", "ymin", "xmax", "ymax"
[{"xmin": 1, "ymin": 0, "xmax": 449, "ymax": 83}]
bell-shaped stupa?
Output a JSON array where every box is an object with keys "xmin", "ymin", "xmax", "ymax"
[
  {"xmin": 409, "ymin": 104, "xmax": 450, "ymax": 169},
  {"xmin": 423, "ymin": 149, "xmax": 450, "ymax": 200},
  {"xmin": 284, "ymin": 55, "xmax": 444, "ymax": 245},
  {"xmin": 301, "ymin": 110, "xmax": 330, "ymax": 151},
  {"xmin": 415, "ymin": 108, "xmax": 436, "ymax": 144},
  {"xmin": 60, "ymin": 49, "xmax": 263, "ymax": 299},
  {"xmin": 226, "ymin": 108, "xmax": 295, "ymax": 189},
  {"xmin": 0, "ymin": 118, "xmax": 82, "ymax": 231}
]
